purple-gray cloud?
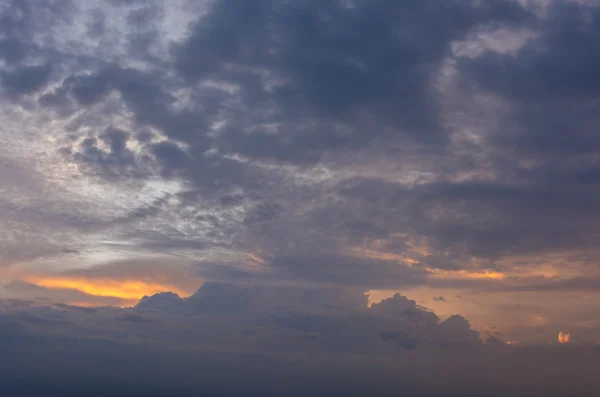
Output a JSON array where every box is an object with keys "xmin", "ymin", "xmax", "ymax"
[
  {"xmin": 2, "ymin": 283, "xmax": 600, "ymax": 396},
  {"xmin": 2, "ymin": 0, "xmax": 600, "ymax": 394}
]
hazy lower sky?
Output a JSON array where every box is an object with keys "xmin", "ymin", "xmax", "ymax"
[{"xmin": 2, "ymin": 0, "xmax": 600, "ymax": 395}]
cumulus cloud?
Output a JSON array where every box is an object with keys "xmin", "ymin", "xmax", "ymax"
[{"xmin": 2, "ymin": 282, "xmax": 600, "ymax": 396}]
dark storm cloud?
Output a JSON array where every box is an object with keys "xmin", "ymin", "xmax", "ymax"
[
  {"xmin": 390, "ymin": 0, "xmax": 600, "ymax": 264},
  {"xmin": 48, "ymin": 64, "xmax": 263, "ymax": 190},
  {"xmin": 459, "ymin": 1, "xmax": 600, "ymax": 164},
  {"xmin": 407, "ymin": 181, "xmax": 600, "ymax": 258},
  {"xmin": 173, "ymin": 0, "xmax": 531, "ymax": 162},
  {"xmin": 0, "ymin": 0, "xmax": 76, "ymax": 91},
  {"xmin": 0, "ymin": 0, "xmax": 542, "ymax": 278},
  {"xmin": 1, "ymin": 0, "xmax": 597, "ymax": 283},
  {"xmin": 462, "ymin": 1, "xmax": 600, "ymax": 100},
  {"xmin": 457, "ymin": 0, "xmax": 600, "ymax": 170},
  {"xmin": 62, "ymin": 67, "xmax": 181, "ymax": 127},
  {"xmin": 65, "ymin": 127, "xmax": 142, "ymax": 181},
  {"xmin": 0, "ymin": 64, "xmax": 53, "ymax": 97}
]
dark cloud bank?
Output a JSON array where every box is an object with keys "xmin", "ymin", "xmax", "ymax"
[
  {"xmin": 3, "ymin": 0, "xmax": 600, "ymax": 395},
  {"xmin": 3, "ymin": 0, "xmax": 600, "ymax": 283},
  {"xmin": 2, "ymin": 283, "xmax": 599, "ymax": 397}
]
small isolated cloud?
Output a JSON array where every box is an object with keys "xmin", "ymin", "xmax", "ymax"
[
  {"xmin": 433, "ymin": 296, "xmax": 446, "ymax": 302},
  {"xmin": 558, "ymin": 331, "xmax": 572, "ymax": 344}
]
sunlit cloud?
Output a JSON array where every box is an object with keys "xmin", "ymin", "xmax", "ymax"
[
  {"xmin": 429, "ymin": 269, "xmax": 506, "ymax": 280},
  {"xmin": 248, "ymin": 253, "xmax": 265, "ymax": 265},
  {"xmin": 350, "ymin": 248, "xmax": 420, "ymax": 264},
  {"xmin": 558, "ymin": 331, "xmax": 572, "ymax": 344}
]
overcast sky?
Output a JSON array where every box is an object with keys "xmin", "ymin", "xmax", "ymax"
[{"xmin": 2, "ymin": 0, "xmax": 600, "ymax": 395}]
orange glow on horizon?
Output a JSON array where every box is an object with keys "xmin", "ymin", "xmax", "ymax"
[
  {"xmin": 25, "ymin": 276, "xmax": 191, "ymax": 306},
  {"xmin": 429, "ymin": 269, "xmax": 506, "ymax": 280}
]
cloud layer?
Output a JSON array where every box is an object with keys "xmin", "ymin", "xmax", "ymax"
[
  {"xmin": 2, "ymin": 0, "xmax": 600, "ymax": 394},
  {"xmin": 2, "ymin": 283, "xmax": 600, "ymax": 396}
]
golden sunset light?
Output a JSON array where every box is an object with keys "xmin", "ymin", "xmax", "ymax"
[{"xmin": 24, "ymin": 276, "xmax": 192, "ymax": 306}]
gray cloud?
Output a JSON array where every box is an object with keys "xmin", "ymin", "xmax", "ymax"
[
  {"xmin": 507, "ymin": 276, "xmax": 600, "ymax": 293},
  {"xmin": 0, "ymin": 63, "xmax": 53, "ymax": 97},
  {"xmin": 2, "ymin": 2, "xmax": 600, "ymax": 394},
  {"xmin": 174, "ymin": 0, "xmax": 531, "ymax": 162},
  {"xmin": 1, "ymin": 283, "xmax": 599, "ymax": 396},
  {"xmin": 0, "ymin": 0, "xmax": 596, "ymax": 285},
  {"xmin": 268, "ymin": 254, "xmax": 427, "ymax": 289}
]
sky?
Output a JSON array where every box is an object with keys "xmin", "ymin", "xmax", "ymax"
[{"xmin": 2, "ymin": 0, "xmax": 600, "ymax": 395}]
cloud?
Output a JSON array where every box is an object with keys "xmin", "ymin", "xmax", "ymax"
[
  {"xmin": 3, "ymin": 2, "xmax": 600, "ymax": 393},
  {"xmin": 1, "ymin": 282, "xmax": 600, "ymax": 396},
  {"xmin": 0, "ymin": 0, "xmax": 573, "ymax": 292},
  {"xmin": 172, "ymin": 0, "xmax": 531, "ymax": 163},
  {"xmin": 504, "ymin": 277, "xmax": 600, "ymax": 293},
  {"xmin": 558, "ymin": 331, "xmax": 571, "ymax": 344},
  {"xmin": 0, "ymin": 63, "xmax": 53, "ymax": 97}
]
